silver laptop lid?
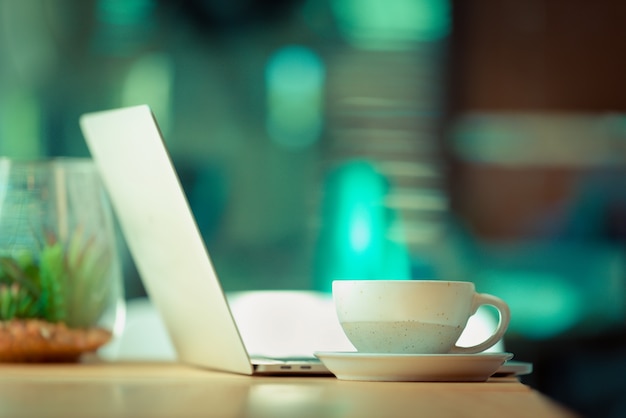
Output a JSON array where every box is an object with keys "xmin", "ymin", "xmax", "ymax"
[{"xmin": 80, "ymin": 105, "xmax": 253, "ymax": 375}]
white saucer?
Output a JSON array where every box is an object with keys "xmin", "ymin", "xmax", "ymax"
[
  {"xmin": 493, "ymin": 360, "xmax": 533, "ymax": 377},
  {"xmin": 314, "ymin": 352, "xmax": 515, "ymax": 382}
]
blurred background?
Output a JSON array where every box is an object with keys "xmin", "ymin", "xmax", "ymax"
[{"xmin": 1, "ymin": 0, "xmax": 625, "ymax": 415}]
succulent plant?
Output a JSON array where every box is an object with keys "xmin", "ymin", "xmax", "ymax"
[{"xmin": 0, "ymin": 226, "xmax": 113, "ymax": 328}]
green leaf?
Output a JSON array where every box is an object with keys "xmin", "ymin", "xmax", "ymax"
[
  {"xmin": 0, "ymin": 285, "xmax": 12, "ymax": 320},
  {"xmin": 63, "ymin": 227, "xmax": 112, "ymax": 328},
  {"xmin": 0, "ymin": 256, "xmax": 40, "ymax": 297},
  {"xmin": 0, "ymin": 227, "xmax": 115, "ymax": 327},
  {"xmin": 39, "ymin": 243, "xmax": 67, "ymax": 322},
  {"xmin": 0, "ymin": 284, "xmax": 38, "ymax": 320}
]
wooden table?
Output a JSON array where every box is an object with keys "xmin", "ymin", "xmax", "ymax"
[{"xmin": 0, "ymin": 361, "xmax": 577, "ymax": 417}]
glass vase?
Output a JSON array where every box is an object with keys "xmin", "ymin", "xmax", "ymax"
[{"xmin": 0, "ymin": 158, "xmax": 125, "ymax": 362}]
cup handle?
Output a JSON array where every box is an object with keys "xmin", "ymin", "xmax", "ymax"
[{"xmin": 448, "ymin": 293, "xmax": 511, "ymax": 354}]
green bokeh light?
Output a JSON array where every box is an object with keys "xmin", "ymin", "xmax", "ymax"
[
  {"xmin": 97, "ymin": 0, "xmax": 156, "ymax": 25},
  {"xmin": 0, "ymin": 90, "xmax": 41, "ymax": 159},
  {"xmin": 266, "ymin": 45, "xmax": 325, "ymax": 148},
  {"xmin": 479, "ymin": 271, "xmax": 584, "ymax": 339},
  {"xmin": 314, "ymin": 160, "xmax": 411, "ymax": 292},
  {"xmin": 331, "ymin": 0, "xmax": 451, "ymax": 48}
]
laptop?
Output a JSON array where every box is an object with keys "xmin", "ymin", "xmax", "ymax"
[{"xmin": 80, "ymin": 104, "xmax": 331, "ymax": 375}]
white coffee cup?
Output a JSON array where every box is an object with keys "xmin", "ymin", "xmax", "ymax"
[{"xmin": 332, "ymin": 280, "xmax": 511, "ymax": 355}]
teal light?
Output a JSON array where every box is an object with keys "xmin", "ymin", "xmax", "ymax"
[
  {"xmin": 93, "ymin": 0, "xmax": 156, "ymax": 55},
  {"xmin": 96, "ymin": 0, "xmax": 155, "ymax": 25},
  {"xmin": 480, "ymin": 271, "xmax": 583, "ymax": 339},
  {"xmin": 334, "ymin": 162, "xmax": 386, "ymax": 257},
  {"xmin": 314, "ymin": 161, "xmax": 411, "ymax": 293},
  {"xmin": 265, "ymin": 45, "xmax": 325, "ymax": 148},
  {"xmin": 350, "ymin": 206, "xmax": 372, "ymax": 252},
  {"xmin": 331, "ymin": 0, "xmax": 451, "ymax": 49}
]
